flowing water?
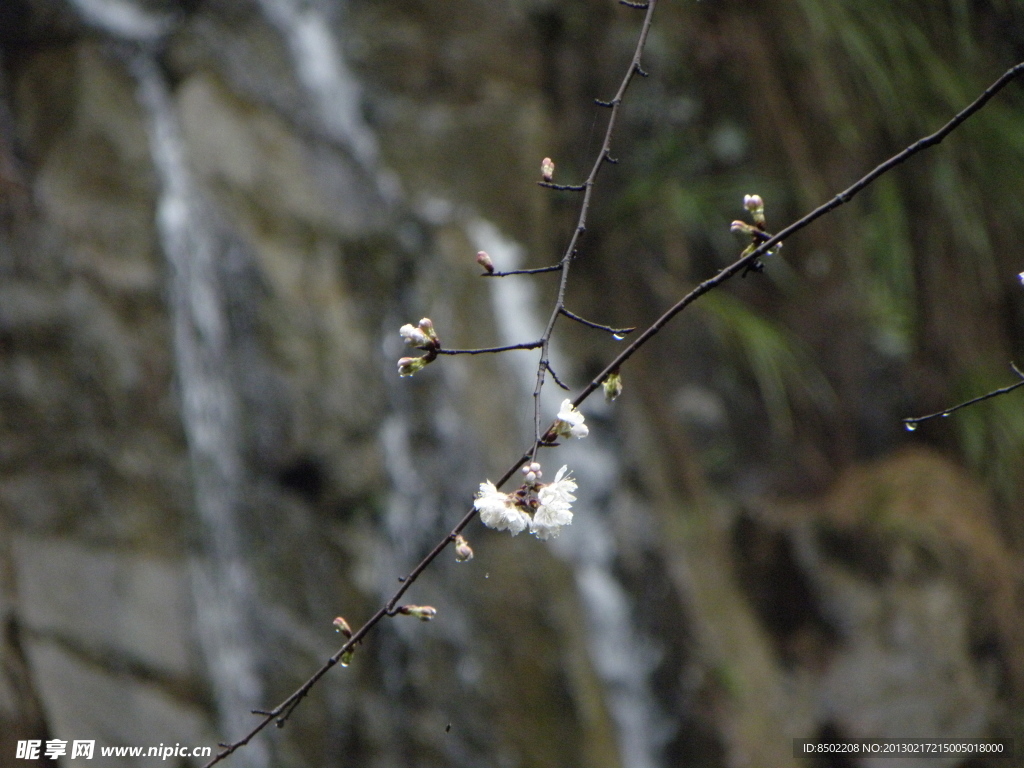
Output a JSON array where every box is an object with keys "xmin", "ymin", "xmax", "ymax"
[
  {"xmin": 131, "ymin": 54, "xmax": 272, "ymax": 767},
  {"xmin": 63, "ymin": 0, "xmax": 670, "ymax": 764},
  {"xmin": 470, "ymin": 218, "xmax": 672, "ymax": 768},
  {"xmin": 65, "ymin": 0, "xmax": 269, "ymax": 759}
]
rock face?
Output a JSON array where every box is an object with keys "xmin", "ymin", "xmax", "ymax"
[{"xmin": 1, "ymin": 2, "xmax": 1022, "ymax": 767}]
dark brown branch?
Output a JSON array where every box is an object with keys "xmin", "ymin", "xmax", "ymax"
[
  {"xmin": 203, "ymin": 33, "xmax": 1024, "ymax": 768},
  {"xmin": 436, "ymin": 341, "xmax": 543, "ymax": 355},
  {"xmin": 537, "ymin": 181, "xmax": 587, "ymax": 192},
  {"xmin": 545, "ymin": 361, "xmax": 571, "ymax": 391},
  {"xmin": 560, "ymin": 307, "xmax": 635, "ymax": 337},
  {"xmin": 529, "ymin": 0, "xmax": 659, "ymax": 451},
  {"xmin": 481, "ymin": 265, "xmax": 562, "ymax": 277},
  {"xmin": 902, "ymin": 363, "xmax": 1024, "ymax": 428},
  {"xmin": 569, "ymin": 59, "xmax": 1024, "ymax": 411}
]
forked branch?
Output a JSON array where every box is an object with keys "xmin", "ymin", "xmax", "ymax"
[{"xmin": 202, "ymin": 16, "xmax": 1024, "ymax": 766}]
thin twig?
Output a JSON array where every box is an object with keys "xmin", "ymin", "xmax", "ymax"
[
  {"xmin": 529, "ymin": 0, "xmax": 659, "ymax": 455},
  {"xmin": 482, "ymin": 265, "xmax": 562, "ymax": 277},
  {"xmin": 560, "ymin": 307, "xmax": 635, "ymax": 336},
  {"xmin": 437, "ymin": 341, "xmax": 543, "ymax": 355},
  {"xmin": 202, "ymin": 37, "xmax": 1024, "ymax": 768},
  {"xmin": 538, "ymin": 181, "xmax": 588, "ymax": 192},
  {"xmin": 902, "ymin": 363, "xmax": 1024, "ymax": 428},
  {"xmin": 545, "ymin": 361, "xmax": 571, "ymax": 391}
]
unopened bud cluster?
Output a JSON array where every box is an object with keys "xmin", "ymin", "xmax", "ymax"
[
  {"xmin": 731, "ymin": 193, "xmax": 782, "ymax": 268},
  {"xmin": 397, "ymin": 317, "xmax": 440, "ymax": 377}
]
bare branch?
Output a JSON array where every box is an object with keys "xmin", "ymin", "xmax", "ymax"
[
  {"xmin": 203, "ymin": 21, "xmax": 1024, "ymax": 768},
  {"xmin": 481, "ymin": 265, "xmax": 562, "ymax": 277},
  {"xmin": 560, "ymin": 307, "xmax": 635, "ymax": 337},
  {"xmin": 529, "ymin": 0, "xmax": 659, "ymax": 448},
  {"xmin": 570, "ymin": 59, "xmax": 1024, "ymax": 411},
  {"xmin": 902, "ymin": 363, "xmax": 1024, "ymax": 429},
  {"xmin": 437, "ymin": 342, "xmax": 543, "ymax": 355},
  {"xmin": 545, "ymin": 361, "xmax": 571, "ymax": 391},
  {"xmin": 537, "ymin": 181, "xmax": 588, "ymax": 192}
]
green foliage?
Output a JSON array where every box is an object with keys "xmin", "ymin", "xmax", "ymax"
[
  {"xmin": 700, "ymin": 292, "xmax": 836, "ymax": 438},
  {"xmin": 857, "ymin": 176, "xmax": 916, "ymax": 357},
  {"xmin": 953, "ymin": 368, "xmax": 1024, "ymax": 499}
]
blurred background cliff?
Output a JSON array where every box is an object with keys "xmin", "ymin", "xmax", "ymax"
[{"xmin": 1, "ymin": 1, "xmax": 1023, "ymax": 766}]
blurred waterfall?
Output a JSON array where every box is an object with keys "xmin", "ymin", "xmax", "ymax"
[
  {"xmin": 130, "ymin": 54, "xmax": 271, "ymax": 766},
  {"xmin": 469, "ymin": 219, "xmax": 672, "ymax": 768},
  {"xmin": 63, "ymin": 0, "xmax": 269, "ymax": 757}
]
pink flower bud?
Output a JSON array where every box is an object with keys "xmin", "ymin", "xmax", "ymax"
[
  {"xmin": 333, "ymin": 616, "xmax": 353, "ymax": 638},
  {"xmin": 476, "ymin": 250, "xmax": 495, "ymax": 273},
  {"xmin": 541, "ymin": 157, "xmax": 555, "ymax": 182},
  {"xmin": 454, "ymin": 534, "xmax": 474, "ymax": 562}
]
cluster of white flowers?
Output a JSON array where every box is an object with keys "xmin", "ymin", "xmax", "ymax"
[
  {"xmin": 531, "ymin": 466, "xmax": 577, "ymax": 539},
  {"xmin": 474, "ymin": 464, "xmax": 578, "ymax": 540}
]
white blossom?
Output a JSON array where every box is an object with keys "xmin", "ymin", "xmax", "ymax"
[
  {"xmin": 554, "ymin": 399, "xmax": 589, "ymax": 439},
  {"xmin": 474, "ymin": 481, "xmax": 531, "ymax": 536},
  {"xmin": 531, "ymin": 466, "xmax": 576, "ymax": 539}
]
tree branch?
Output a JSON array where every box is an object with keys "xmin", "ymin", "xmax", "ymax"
[
  {"xmin": 902, "ymin": 363, "xmax": 1024, "ymax": 429},
  {"xmin": 202, "ymin": 30, "xmax": 1024, "ymax": 768}
]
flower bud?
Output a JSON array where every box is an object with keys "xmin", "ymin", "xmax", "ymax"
[
  {"xmin": 417, "ymin": 317, "xmax": 439, "ymax": 344},
  {"xmin": 476, "ymin": 250, "xmax": 495, "ymax": 273},
  {"xmin": 454, "ymin": 534, "xmax": 474, "ymax": 562},
  {"xmin": 333, "ymin": 616, "xmax": 353, "ymax": 638},
  {"xmin": 399, "ymin": 605, "xmax": 437, "ymax": 621},
  {"xmin": 744, "ymin": 194, "xmax": 766, "ymax": 225},
  {"xmin": 603, "ymin": 370, "xmax": 623, "ymax": 402},
  {"xmin": 400, "ymin": 323, "xmax": 430, "ymax": 348},
  {"xmin": 731, "ymin": 220, "xmax": 757, "ymax": 235},
  {"xmin": 541, "ymin": 157, "xmax": 555, "ymax": 182},
  {"xmin": 398, "ymin": 356, "xmax": 427, "ymax": 377}
]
